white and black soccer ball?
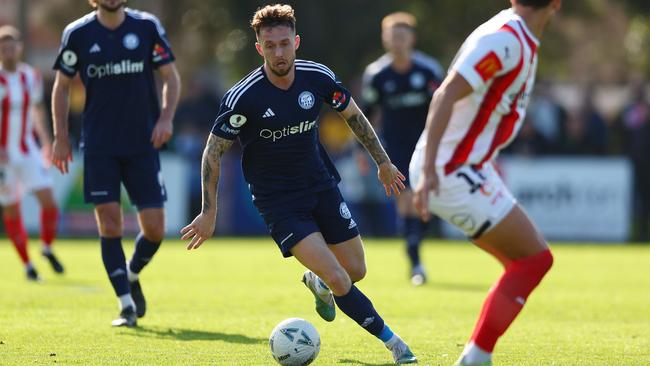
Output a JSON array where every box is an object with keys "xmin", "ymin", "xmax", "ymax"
[{"xmin": 269, "ymin": 318, "xmax": 320, "ymax": 366}]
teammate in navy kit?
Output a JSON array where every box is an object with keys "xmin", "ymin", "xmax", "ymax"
[
  {"xmin": 361, "ymin": 12, "xmax": 444, "ymax": 286},
  {"xmin": 180, "ymin": 4, "xmax": 417, "ymax": 364},
  {"xmin": 51, "ymin": 0, "xmax": 181, "ymax": 327}
]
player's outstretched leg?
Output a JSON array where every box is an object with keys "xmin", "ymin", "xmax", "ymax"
[
  {"xmin": 455, "ymin": 206, "xmax": 553, "ymax": 366},
  {"xmin": 127, "ymin": 208, "xmax": 164, "ymax": 318},
  {"xmin": 35, "ymin": 189, "xmax": 64, "ymax": 274},
  {"xmin": 293, "ymin": 234, "xmax": 417, "ymax": 364},
  {"xmin": 2, "ymin": 204, "xmax": 40, "ymax": 281}
]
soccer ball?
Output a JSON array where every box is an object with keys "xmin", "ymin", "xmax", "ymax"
[{"xmin": 269, "ymin": 318, "xmax": 320, "ymax": 366}]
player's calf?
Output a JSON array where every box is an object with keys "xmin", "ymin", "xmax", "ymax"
[{"xmin": 459, "ymin": 249, "xmax": 553, "ymax": 365}]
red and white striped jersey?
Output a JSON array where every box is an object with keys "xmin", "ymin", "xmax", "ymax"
[
  {"xmin": 419, "ymin": 9, "xmax": 539, "ymax": 175},
  {"xmin": 0, "ymin": 63, "xmax": 43, "ymax": 162}
]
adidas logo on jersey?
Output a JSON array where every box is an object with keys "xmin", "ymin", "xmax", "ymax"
[
  {"xmin": 89, "ymin": 43, "xmax": 101, "ymax": 53},
  {"xmin": 262, "ymin": 108, "xmax": 275, "ymax": 118}
]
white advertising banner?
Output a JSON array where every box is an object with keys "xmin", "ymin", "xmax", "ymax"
[
  {"xmin": 22, "ymin": 153, "xmax": 189, "ymax": 235},
  {"xmin": 442, "ymin": 157, "xmax": 633, "ymax": 242}
]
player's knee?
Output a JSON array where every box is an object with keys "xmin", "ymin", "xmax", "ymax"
[
  {"xmin": 321, "ymin": 267, "xmax": 352, "ymax": 295},
  {"xmin": 97, "ymin": 216, "xmax": 122, "ymax": 237},
  {"xmin": 348, "ymin": 263, "xmax": 367, "ymax": 283},
  {"xmin": 518, "ymin": 249, "xmax": 553, "ymax": 280},
  {"xmin": 141, "ymin": 224, "xmax": 165, "ymax": 242}
]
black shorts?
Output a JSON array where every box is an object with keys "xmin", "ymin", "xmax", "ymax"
[
  {"xmin": 258, "ymin": 187, "xmax": 360, "ymax": 258},
  {"xmin": 83, "ymin": 151, "xmax": 166, "ymax": 210}
]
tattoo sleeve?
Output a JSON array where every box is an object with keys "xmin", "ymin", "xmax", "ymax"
[
  {"xmin": 201, "ymin": 134, "xmax": 233, "ymax": 213},
  {"xmin": 344, "ymin": 113, "xmax": 389, "ymax": 166}
]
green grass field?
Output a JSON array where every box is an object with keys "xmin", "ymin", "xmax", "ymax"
[{"xmin": 0, "ymin": 238, "xmax": 649, "ymax": 365}]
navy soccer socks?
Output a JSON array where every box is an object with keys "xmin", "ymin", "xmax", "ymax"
[
  {"xmin": 333, "ymin": 285, "xmax": 394, "ymax": 342},
  {"xmin": 128, "ymin": 232, "xmax": 161, "ymax": 276},
  {"xmin": 100, "ymin": 237, "xmax": 131, "ymax": 302},
  {"xmin": 404, "ymin": 217, "xmax": 426, "ymax": 267}
]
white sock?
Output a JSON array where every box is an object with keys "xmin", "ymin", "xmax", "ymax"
[
  {"xmin": 118, "ymin": 294, "xmax": 136, "ymax": 311},
  {"xmin": 462, "ymin": 341, "xmax": 492, "ymax": 364},
  {"xmin": 25, "ymin": 262, "xmax": 34, "ymax": 271},
  {"xmin": 126, "ymin": 262, "xmax": 139, "ymax": 283},
  {"xmin": 41, "ymin": 244, "xmax": 52, "ymax": 255}
]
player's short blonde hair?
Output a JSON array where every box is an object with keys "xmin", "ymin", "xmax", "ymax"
[
  {"xmin": 0, "ymin": 25, "xmax": 21, "ymax": 42},
  {"xmin": 250, "ymin": 4, "xmax": 296, "ymax": 35},
  {"xmin": 381, "ymin": 12, "xmax": 417, "ymax": 31}
]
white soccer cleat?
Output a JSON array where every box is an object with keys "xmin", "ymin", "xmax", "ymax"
[
  {"xmin": 387, "ymin": 338, "xmax": 418, "ymax": 364},
  {"xmin": 301, "ymin": 270, "xmax": 336, "ymax": 322}
]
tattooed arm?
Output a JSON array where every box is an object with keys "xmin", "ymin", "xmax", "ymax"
[
  {"xmin": 338, "ymin": 98, "xmax": 406, "ymax": 196},
  {"xmin": 339, "ymin": 98, "xmax": 389, "ymax": 166},
  {"xmin": 181, "ymin": 133, "xmax": 234, "ymax": 249}
]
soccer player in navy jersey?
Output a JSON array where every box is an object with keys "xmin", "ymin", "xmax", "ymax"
[
  {"xmin": 180, "ymin": 4, "xmax": 417, "ymax": 364},
  {"xmin": 361, "ymin": 12, "xmax": 444, "ymax": 286},
  {"xmin": 51, "ymin": 0, "xmax": 181, "ymax": 327}
]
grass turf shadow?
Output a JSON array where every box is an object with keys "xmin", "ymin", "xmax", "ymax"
[
  {"xmin": 127, "ymin": 326, "xmax": 266, "ymax": 344},
  {"xmin": 338, "ymin": 359, "xmax": 394, "ymax": 366}
]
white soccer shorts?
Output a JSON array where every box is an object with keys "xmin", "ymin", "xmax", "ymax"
[
  {"xmin": 0, "ymin": 151, "xmax": 53, "ymax": 205},
  {"xmin": 410, "ymin": 158, "xmax": 516, "ymax": 239}
]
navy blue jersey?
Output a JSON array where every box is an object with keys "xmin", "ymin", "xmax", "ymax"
[
  {"xmin": 211, "ymin": 60, "xmax": 351, "ymax": 208},
  {"xmin": 53, "ymin": 8, "xmax": 175, "ymax": 156},
  {"xmin": 362, "ymin": 51, "xmax": 444, "ymax": 152}
]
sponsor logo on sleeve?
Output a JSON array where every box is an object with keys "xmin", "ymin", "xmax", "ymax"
[
  {"xmin": 474, "ymin": 51, "xmax": 503, "ymax": 82},
  {"xmin": 229, "ymin": 114, "xmax": 247, "ymax": 128},
  {"xmin": 152, "ymin": 43, "xmax": 171, "ymax": 63},
  {"xmin": 220, "ymin": 124, "xmax": 240, "ymax": 135},
  {"xmin": 62, "ymin": 50, "xmax": 78, "ymax": 66},
  {"xmin": 331, "ymin": 91, "xmax": 347, "ymax": 109}
]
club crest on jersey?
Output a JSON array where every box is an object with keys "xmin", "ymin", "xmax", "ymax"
[
  {"xmin": 229, "ymin": 114, "xmax": 247, "ymax": 128},
  {"xmin": 339, "ymin": 202, "xmax": 352, "ymax": 220},
  {"xmin": 410, "ymin": 72, "xmax": 425, "ymax": 89},
  {"xmin": 298, "ymin": 91, "xmax": 315, "ymax": 110},
  {"xmin": 123, "ymin": 33, "xmax": 140, "ymax": 50},
  {"xmin": 331, "ymin": 91, "xmax": 347, "ymax": 109}
]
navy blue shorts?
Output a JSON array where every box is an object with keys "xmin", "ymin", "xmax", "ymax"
[
  {"xmin": 83, "ymin": 151, "xmax": 166, "ymax": 210},
  {"xmin": 258, "ymin": 187, "xmax": 360, "ymax": 258}
]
